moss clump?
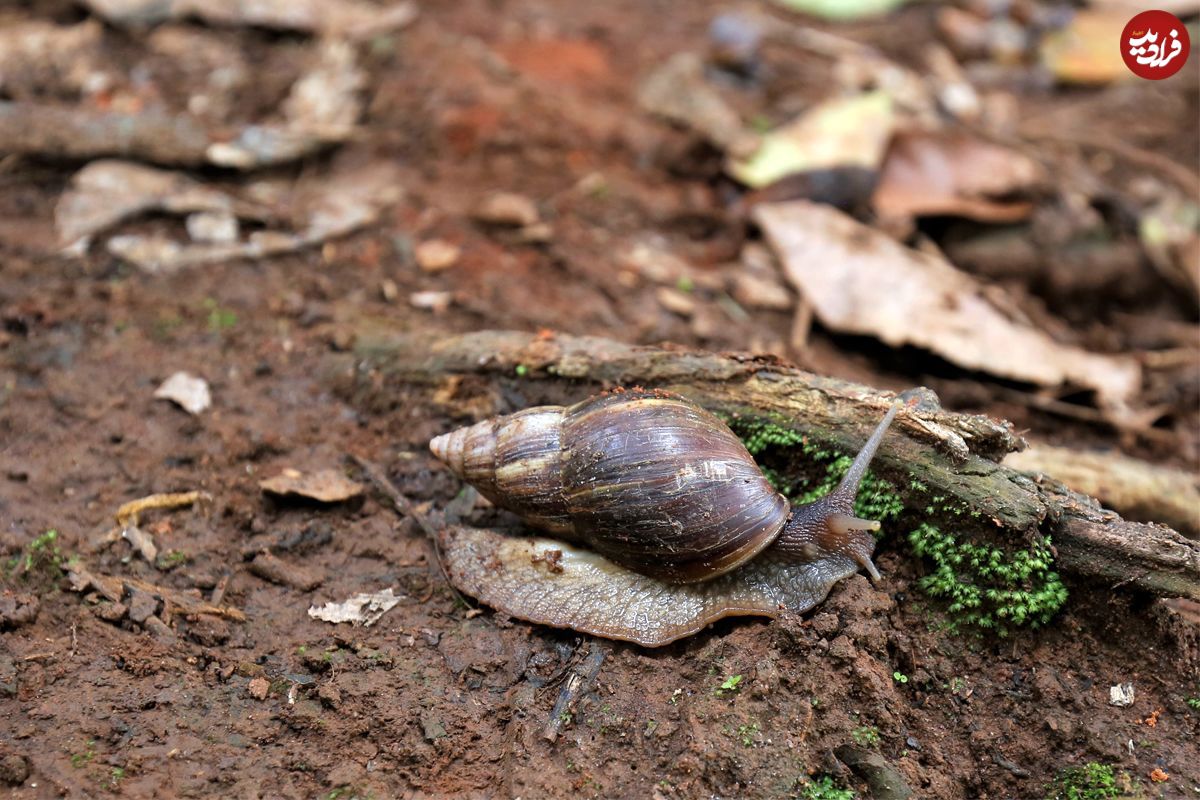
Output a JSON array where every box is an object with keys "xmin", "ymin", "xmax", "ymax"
[
  {"xmin": 798, "ymin": 775, "xmax": 855, "ymax": 800},
  {"xmin": 909, "ymin": 523, "xmax": 1067, "ymax": 635},
  {"xmin": 1045, "ymin": 762, "xmax": 1128, "ymax": 800},
  {"xmin": 727, "ymin": 416, "xmax": 903, "ymax": 529}
]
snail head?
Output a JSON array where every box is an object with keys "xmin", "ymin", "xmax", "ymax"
[{"xmin": 776, "ymin": 403, "xmax": 899, "ymax": 582}]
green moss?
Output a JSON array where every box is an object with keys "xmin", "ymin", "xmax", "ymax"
[
  {"xmin": 909, "ymin": 523, "xmax": 1067, "ymax": 635},
  {"xmin": 726, "ymin": 416, "xmax": 903, "ymax": 529},
  {"xmin": 1044, "ymin": 762, "xmax": 1127, "ymax": 800},
  {"xmin": 798, "ymin": 775, "xmax": 855, "ymax": 800}
]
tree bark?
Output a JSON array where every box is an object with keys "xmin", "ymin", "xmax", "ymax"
[{"xmin": 334, "ymin": 327, "xmax": 1200, "ymax": 601}]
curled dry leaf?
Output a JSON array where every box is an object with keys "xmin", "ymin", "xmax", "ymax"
[
  {"xmin": 259, "ymin": 468, "xmax": 364, "ymax": 503},
  {"xmin": 308, "ymin": 588, "xmax": 404, "ymax": 626},
  {"xmin": 55, "ymin": 160, "xmax": 259, "ymax": 251},
  {"xmin": 101, "ymin": 163, "xmax": 401, "ymax": 273},
  {"xmin": 153, "ymin": 371, "xmax": 212, "ymax": 415},
  {"xmin": 728, "ymin": 92, "xmax": 894, "ymax": 188},
  {"xmin": 83, "ymin": 0, "xmax": 418, "ymax": 40},
  {"xmin": 755, "ymin": 200, "xmax": 1141, "ymax": 409},
  {"xmin": 873, "ymin": 131, "xmax": 1044, "ymax": 223}
]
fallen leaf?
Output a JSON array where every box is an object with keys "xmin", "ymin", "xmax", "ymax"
[
  {"xmin": 1040, "ymin": 11, "xmax": 1132, "ymax": 85},
  {"xmin": 83, "ymin": 0, "xmax": 418, "ymax": 39},
  {"xmin": 728, "ymin": 92, "xmax": 894, "ymax": 188},
  {"xmin": 637, "ymin": 52, "xmax": 754, "ymax": 154},
  {"xmin": 260, "ymin": 468, "xmax": 364, "ymax": 503},
  {"xmin": 873, "ymin": 131, "xmax": 1044, "ymax": 223},
  {"xmin": 154, "ymin": 371, "xmax": 212, "ymax": 415},
  {"xmin": 308, "ymin": 589, "xmax": 404, "ymax": 626},
  {"xmin": 55, "ymin": 160, "xmax": 259, "ymax": 251},
  {"xmin": 755, "ymin": 200, "xmax": 1141, "ymax": 408},
  {"xmin": 770, "ymin": 0, "xmax": 912, "ymax": 20}
]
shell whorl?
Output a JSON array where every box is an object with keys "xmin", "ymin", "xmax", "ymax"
[
  {"xmin": 429, "ymin": 391, "xmax": 790, "ymax": 584},
  {"xmin": 430, "ymin": 407, "xmax": 574, "ymax": 534}
]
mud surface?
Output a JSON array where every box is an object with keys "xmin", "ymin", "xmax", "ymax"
[{"xmin": 2, "ymin": 1, "xmax": 1199, "ymax": 798}]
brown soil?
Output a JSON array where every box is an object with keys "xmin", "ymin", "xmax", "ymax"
[{"xmin": 1, "ymin": 1, "xmax": 1198, "ymax": 798}]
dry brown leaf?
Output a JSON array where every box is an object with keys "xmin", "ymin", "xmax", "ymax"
[
  {"xmin": 873, "ymin": 131, "xmax": 1044, "ymax": 222},
  {"xmin": 755, "ymin": 200, "xmax": 1141, "ymax": 408},
  {"xmin": 1040, "ymin": 10, "xmax": 1132, "ymax": 85},
  {"xmin": 260, "ymin": 468, "xmax": 364, "ymax": 503}
]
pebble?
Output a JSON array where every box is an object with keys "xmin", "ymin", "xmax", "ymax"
[
  {"xmin": 655, "ymin": 286, "xmax": 696, "ymax": 317},
  {"xmin": 415, "ymin": 239, "xmax": 461, "ymax": 272},
  {"xmin": 410, "ymin": 290, "xmax": 452, "ymax": 313},
  {"xmin": 731, "ymin": 271, "xmax": 792, "ymax": 310},
  {"xmin": 474, "ymin": 192, "xmax": 539, "ymax": 227},
  {"xmin": 248, "ymin": 676, "xmax": 270, "ymax": 701}
]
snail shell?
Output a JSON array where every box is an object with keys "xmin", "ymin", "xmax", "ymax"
[
  {"xmin": 430, "ymin": 391, "xmax": 788, "ymax": 583},
  {"xmin": 431, "ymin": 389, "xmax": 899, "ymax": 646}
]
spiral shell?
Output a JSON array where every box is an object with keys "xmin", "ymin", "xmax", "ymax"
[{"xmin": 430, "ymin": 391, "xmax": 789, "ymax": 583}]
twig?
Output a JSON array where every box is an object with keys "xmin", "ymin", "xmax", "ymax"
[
  {"xmin": 543, "ymin": 644, "xmax": 607, "ymax": 742},
  {"xmin": 348, "ymin": 452, "xmax": 466, "ymax": 606}
]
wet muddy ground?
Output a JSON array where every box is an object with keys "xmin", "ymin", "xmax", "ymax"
[{"xmin": 1, "ymin": 0, "xmax": 1198, "ymax": 798}]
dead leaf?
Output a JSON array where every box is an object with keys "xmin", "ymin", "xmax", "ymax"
[
  {"xmin": 260, "ymin": 468, "xmax": 364, "ymax": 503},
  {"xmin": 154, "ymin": 371, "xmax": 212, "ymax": 415},
  {"xmin": 873, "ymin": 131, "xmax": 1044, "ymax": 223},
  {"xmin": 83, "ymin": 0, "xmax": 418, "ymax": 40},
  {"xmin": 728, "ymin": 92, "xmax": 894, "ymax": 188},
  {"xmin": 1040, "ymin": 11, "xmax": 1132, "ymax": 85},
  {"xmin": 308, "ymin": 588, "xmax": 404, "ymax": 626},
  {"xmin": 55, "ymin": 160, "xmax": 261, "ymax": 251},
  {"xmin": 755, "ymin": 200, "xmax": 1141, "ymax": 408},
  {"xmin": 637, "ymin": 52, "xmax": 755, "ymax": 155}
]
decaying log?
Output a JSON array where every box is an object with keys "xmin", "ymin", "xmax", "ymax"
[{"xmin": 332, "ymin": 328, "xmax": 1200, "ymax": 601}]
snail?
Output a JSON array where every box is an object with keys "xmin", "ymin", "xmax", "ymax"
[{"xmin": 430, "ymin": 389, "xmax": 899, "ymax": 647}]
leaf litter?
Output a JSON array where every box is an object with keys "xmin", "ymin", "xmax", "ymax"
[{"xmin": 754, "ymin": 200, "xmax": 1142, "ymax": 413}]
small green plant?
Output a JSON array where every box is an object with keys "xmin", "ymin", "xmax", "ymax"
[
  {"xmin": 1186, "ymin": 696, "xmax": 1200, "ymax": 710},
  {"xmin": 799, "ymin": 774, "xmax": 855, "ymax": 800},
  {"xmin": 675, "ymin": 276, "xmax": 695, "ymax": 293},
  {"xmin": 1044, "ymin": 762, "xmax": 1124, "ymax": 800},
  {"xmin": 892, "ymin": 671, "xmax": 908, "ymax": 684},
  {"xmin": 156, "ymin": 550, "xmax": 189, "ymax": 569},
  {"xmin": 7, "ymin": 529, "xmax": 68, "ymax": 584},
  {"xmin": 949, "ymin": 676, "xmax": 967, "ymax": 695},
  {"xmin": 514, "ymin": 364, "xmax": 529, "ymax": 377},
  {"xmin": 715, "ymin": 674, "xmax": 743, "ymax": 696},
  {"xmin": 850, "ymin": 725, "xmax": 880, "ymax": 747},
  {"xmin": 70, "ymin": 740, "xmax": 96, "ymax": 768},
  {"xmin": 202, "ymin": 298, "xmax": 237, "ymax": 332},
  {"xmin": 736, "ymin": 723, "xmax": 759, "ymax": 746},
  {"xmin": 908, "ymin": 523, "xmax": 1067, "ymax": 635},
  {"xmin": 107, "ymin": 767, "xmax": 126, "ymax": 790}
]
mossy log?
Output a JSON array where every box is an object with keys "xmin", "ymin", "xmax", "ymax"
[{"xmin": 334, "ymin": 327, "xmax": 1200, "ymax": 601}]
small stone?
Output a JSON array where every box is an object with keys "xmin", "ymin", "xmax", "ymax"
[
  {"xmin": 0, "ymin": 753, "xmax": 29, "ymax": 786},
  {"xmin": 153, "ymin": 371, "xmax": 211, "ymax": 415},
  {"xmin": 828, "ymin": 635, "xmax": 857, "ymax": 662},
  {"xmin": 409, "ymin": 290, "xmax": 452, "ymax": 313},
  {"xmin": 655, "ymin": 287, "xmax": 696, "ymax": 317},
  {"xmin": 810, "ymin": 612, "xmax": 840, "ymax": 638},
  {"xmin": 474, "ymin": 192, "xmax": 539, "ymax": 227},
  {"xmin": 414, "ymin": 239, "xmax": 461, "ymax": 272},
  {"xmin": 185, "ymin": 211, "xmax": 239, "ymax": 244},
  {"xmin": 143, "ymin": 616, "xmax": 177, "ymax": 642},
  {"xmin": 732, "ymin": 271, "xmax": 792, "ymax": 310},
  {"xmin": 517, "ymin": 222, "xmax": 554, "ymax": 243},
  {"xmin": 1109, "ymin": 682, "xmax": 1135, "ymax": 707},
  {"xmin": 248, "ymin": 676, "xmax": 270, "ymax": 701},
  {"xmin": 95, "ymin": 601, "xmax": 128, "ymax": 622},
  {"xmin": 380, "ymin": 278, "xmax": 399, "ymax": 302},
  {"xmin": 317, "ymin": 683, "xmax": 341, "ymax": 708},
  {"xmin": 127, "ymin": 587, "xmax": 159, "ymax": 624}
]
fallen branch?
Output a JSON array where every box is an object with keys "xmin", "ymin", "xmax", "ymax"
[{"xmin": 331, "ymin": 328, "xmax": 1200, "ymax": 601}]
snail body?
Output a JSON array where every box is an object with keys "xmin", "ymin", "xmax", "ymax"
[{"xmin": 430, "ymin": 390, "xmax": 899, "ymax": 646}]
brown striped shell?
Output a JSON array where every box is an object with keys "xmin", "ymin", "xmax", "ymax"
[{"xmin": 429, "ymin": 391, "xmax": 789, "ymax": 584}]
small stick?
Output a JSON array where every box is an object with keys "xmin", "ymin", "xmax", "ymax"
[
  {"xmin": 543, "ymin": 644, "xmax": 607, "ymax": 742},
  {"xmin": 348, "ymin": 453, "xmax": 467, "ymax": 607}
]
